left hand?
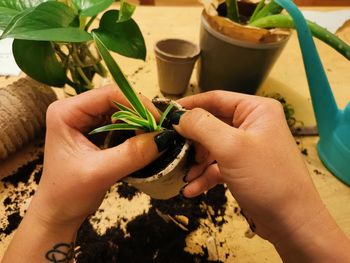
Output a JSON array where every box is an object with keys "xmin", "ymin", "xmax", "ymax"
[{"xmin": 30, "ymin": 85, "xmax": 162, "ymax": 228}]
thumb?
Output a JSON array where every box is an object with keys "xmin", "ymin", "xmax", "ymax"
[
  {"xmin": 172, "ymin": 108, "xmax": 242, "ymax": 161},
  {"xmin": 93, "ymin": 130, "xmax": 175, "ymax": 186}
]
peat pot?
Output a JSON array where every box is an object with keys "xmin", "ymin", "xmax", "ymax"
[
  {"xmin": 197, "ymin": 9, "xmax": 290, "ymax": 94},
  {"xmin": 106, "ymin": 98, "xmax": 192, "ymax": 200}
]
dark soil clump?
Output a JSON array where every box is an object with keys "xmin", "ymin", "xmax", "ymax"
[
  {"xmin": 2, "ymin": 211, "xmax": 22, "ymax": 236},
  {"xmin": 76, "ymin": 185, "xmax": 228, "ymax": 262},
  {"xmin": 116, "ymin": 182, "xmax": 139, "ymax": 200}
]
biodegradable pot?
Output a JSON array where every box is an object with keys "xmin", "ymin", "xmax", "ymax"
[
  {"xmin": 197, "ymin": 6, "xmax": 290, "ymax": 94},
  {"xmin": 106, "ymin": 98, "xmax": 192, "ymax": 200},
  {"xmin": 154, "ymin": 39, "xmax": 200, "ymax": 95}
]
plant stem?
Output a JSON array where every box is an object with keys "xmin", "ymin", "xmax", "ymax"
[
  {"xmin": 85, "ymin": 16, "xmax": 97, "ymax": 31},
  {"xmin": 226, "ymin": 0, "xmax": 240, "ymax": 23},
  {"xmin": 249, "ymin": 14, "xmax": 350, "ymax": 60},
  {"xmin": 249, "ymin": 0, "xmax": 283, "ymax": 23}
]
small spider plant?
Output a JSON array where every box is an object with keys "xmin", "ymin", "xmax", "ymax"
[
  {"xmin": 224, "ymin": 0, "xmax": 350, "ymax": 60},
  {"xmin": 90, "ymin": 33, "xmax": 174, "ymax": 134}
]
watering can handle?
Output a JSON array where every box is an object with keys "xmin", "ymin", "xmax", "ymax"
[{"xmin": 274, "ymin": 0, "xmax": 339, "ymax": 136}]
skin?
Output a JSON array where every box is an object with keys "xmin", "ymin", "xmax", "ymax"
[
  {"xmin": 2, "ymin": 88, "xmax": 350, "ymax": 262},
  {"xmin": 174, "ymin": 90, "xmax": 350, "ymax": 262}
]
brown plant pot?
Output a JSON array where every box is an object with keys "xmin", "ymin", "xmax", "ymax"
[
  {"xmin": 105, "ymin": 98, "xmax": 192, "ymax": 200},
  {"xmin": 197, "ymin": 4, "xmax": 290, "ymax": 94}
]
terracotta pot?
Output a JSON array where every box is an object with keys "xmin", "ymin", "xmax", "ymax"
[
  {"xmin": 197, "ymin": 7, "xmax": 290, "ymax": 94},
  {"xmin": 106, "ymin": 98, "xmax": 192, "ymax": 200}
]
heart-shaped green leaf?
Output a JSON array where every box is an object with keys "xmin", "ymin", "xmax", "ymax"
[
  {"xmin": 1, "ymin": 1, "xmax": 92, "ymax": 42},
  {"xmin": 72, "ymin": 0, "xmax": 114, "ymax": 17},
  {"xmin": 93, "ymin": 10, "xmax": 146, "ymax": 60},
  {"xmin": 13, "ymin": 39, "xmax": 67, "ymax": 87},
  {"xmin": 0, "ymin": 0, "xmax": 50, "ymax": 30}
]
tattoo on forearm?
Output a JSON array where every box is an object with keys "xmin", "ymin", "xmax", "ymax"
[{"xmin": 45, "ymin": 242, "xmax": 74, "ymax": 262}]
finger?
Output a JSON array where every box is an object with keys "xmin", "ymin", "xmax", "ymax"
[
  {"xmin": 177, "ymin": 90, "xmax": 252, "ymax": 118},
  {"xmin": 173, "ymin": 108, "xmax": 243, "ymax": 161},
  {"xmin": 90, "ymin": 131, "xmax": 166, "ymax": 188},
  {"xmin": 51, "ymin": 85, "xmax": 159, "ymax": 132},
  {"xmin": 182, "ymin": 163, "xmax": 222, "ymax": 198}
]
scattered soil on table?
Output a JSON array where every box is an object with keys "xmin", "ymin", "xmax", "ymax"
[
  {"xmin": 76, "ymin": 184, "xmax": 228, "ymax": 263},
  {"xmin": 1, "ymin": 154, "xmax": 43, "ymax": 239},
  {"xmin": 1, "ymin": 153, "xmax": 43, "ymax": 188},
  {"xmin": 116, "ymin": 182, "xmax": 139, "ymax": 200}
]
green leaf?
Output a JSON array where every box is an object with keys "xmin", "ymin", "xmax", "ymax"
[
  {"xmin": 112, "ymin": 100, "xmax": 138, "ymax": 115},
  {"xmin": 1, "ymin": 1, "xmax": 92, "ymax": 42},
  {"xmin": 13, "ymin": 39, "xmax": 67, "ymax": 87},
  {"xmin": 112, "ymin": 111, "xmax": 149, "ymax": 127},
  {"xmin": 249, "ymin": 0, "xmax": 283, "ymax": 23},
  {"xmin": 158, "ymin": 104, "xmax": 174, "ymax": 128},
  {"xmin": 145, "ymin": 109, "xmax": 158, "ymax": 131},
  {"xmin": 72, "ymin": 0, "xmax": 114, "ymax": 17},
  {"xmin": 118, "ymin": 0, "xmax": 136, "ymax": 23},
  {"xmin": 93, "ymin": 31, "xmax": 148, "ymax": 118},
  {"xmin": 90, "ymin": 123, "xmax": 141, "ymax": 134},
  {"xmin": 93, "ymin": 10, "xmax": 146, "ymax": 60}
]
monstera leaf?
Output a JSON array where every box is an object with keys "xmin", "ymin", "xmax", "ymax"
[{"xmin": 0, "ymin": 0, "xmax": 50, "ymax": 30}]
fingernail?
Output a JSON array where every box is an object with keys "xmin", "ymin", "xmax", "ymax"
[
  {"xmin": 170, "ymin": 110, "xmax": 186, "ymax": 125},
  {"xmin": 182, "ymin": 175, "xmax": 188, "ymax": 183},
  {"xmin": 154, "ymin": 130, "xmax": 176, "ymax": 152}
]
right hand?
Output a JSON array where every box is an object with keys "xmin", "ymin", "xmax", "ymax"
[{"xmin": 174, "ymin": 91, "xmax": 332, "ymax": 244}]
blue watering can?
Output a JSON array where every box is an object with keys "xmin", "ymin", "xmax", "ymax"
[{"xmin": 275, "ymin": 0, "xmax": 350, "ymax": 184}]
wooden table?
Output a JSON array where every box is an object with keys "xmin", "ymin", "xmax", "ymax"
[{"xmin": 1, "ymin": 6, "xmax": 350, "ymax": 262}]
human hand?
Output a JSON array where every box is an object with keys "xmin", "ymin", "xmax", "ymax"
[
  {"xmin": 174, "ymin": 91, "xmax": 350, "ymax": 261},
  {"xmin": 30, "ymin": 85, "xmax": 164, "ymax": 228}
]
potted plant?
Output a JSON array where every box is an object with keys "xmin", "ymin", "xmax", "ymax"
[
  {"xmin": 90, "ymin": 36, "xmax": 191, "ymax": 199},
  {"xmin": 0, "ymin": 0, "xmax": 146, "ymax": 94},
  {"xmin": 198, "ymin": 0, "xmax": 350, "ymax": 94}
]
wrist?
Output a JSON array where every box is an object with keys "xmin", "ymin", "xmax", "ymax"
[
  {"xmin": 272, "ymin": 207, "xmax": 350, "ymax": 262},
  {"xmin": 2, "ymin": 205, "xmax": 80, "ymax": 263}
]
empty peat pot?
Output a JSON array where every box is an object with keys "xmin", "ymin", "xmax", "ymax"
[
  {"xmin": 154, "ymin": 38, "xmax": 200, "ymax": 95},
  {"xmin": 105, "ymin": 98, "xmax": 192, "ymax": 200},
  {"xmin": 197, "ymin": 4, "xmax": 290, "ymax": 94}
]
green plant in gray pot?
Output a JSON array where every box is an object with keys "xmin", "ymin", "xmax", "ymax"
[
  {"xmin": 198, "ymin": 0, "xmax": 350, "ymax": 94},
  {"xmin": 0, "ymin": 0, "xmax": 146, "ymax": 94}
]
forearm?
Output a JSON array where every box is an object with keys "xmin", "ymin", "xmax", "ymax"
[
  {"xmin": 273, "ymin": 208, "xmax": 350, "ymax": 262},
  {"xmin": 2, "ymin": 207, "xmax": 80, "ymax": 263}
]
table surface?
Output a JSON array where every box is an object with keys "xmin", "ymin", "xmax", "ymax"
[{"xmin": 0, "ymin": 6, "xmax": 350, "ymax": 262}]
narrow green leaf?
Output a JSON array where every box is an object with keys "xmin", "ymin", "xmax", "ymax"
[
  {"xmin": 93, "ymin": 10, "xmax": 146, "ymax": 60},
  {"xmin": 249, "ymin": 0, "xmax": 265, "ymax": 23},
  {"xmin": 112, "ymin": 100, "xmax": 138, "ymax": 115},
  {"xmin": 226, "ymin": 0, "xmax": 239, "ymax": 23},
  {"xmin": 112, "ymin": 111, "xmax": 149, "ymax": 127},
  {"xmin": 118, "ymin": 0, "xmax": 136, "ymax": 23},
  {"xmin": 72, "ymin": 0, "xmax": 114, "ymax": 17},
  {"xmin": 90, "ymin": 123, "xmax": 141, "ymax": 134},
  {"xmin": 158, "ymin": 104, "xmax": 174, "ymax": 128},
  {"xmin": 93, "ymin": 31, "xmax": 148, "ymax": 118},
  {"xmin": 1, "ymin": 1, "xmax": 92, "ymax": 42},
  {"xmin": 250, "ymin": 14, "xmax": 350, "ymax": 60},
  {"xmin": 13, "ymin": 39, "xmax": 67, "ymax": 87},
  {"xmin": 145, "ymin": 109, "xmax": 158, "ymax": 131},
  {"xmin": 249, "ymin": 0, "xmax": 283, "ymax": 23}
]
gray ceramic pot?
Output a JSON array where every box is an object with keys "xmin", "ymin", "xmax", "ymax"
[{"xmin": 197, "ymin": 12, "xmax": 290, "ymax": 94}]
